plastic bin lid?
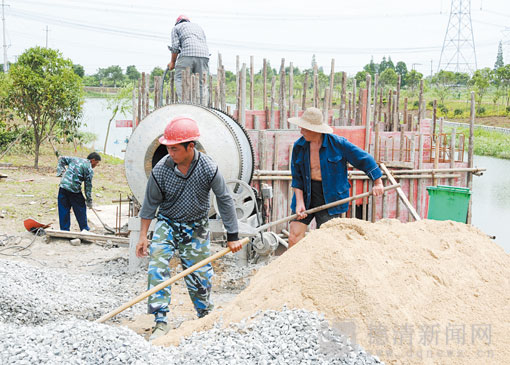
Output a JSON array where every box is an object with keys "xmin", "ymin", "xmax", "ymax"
[{"xmin": 426, "ymin": 185, "xmax": 471, "ymax": 195}]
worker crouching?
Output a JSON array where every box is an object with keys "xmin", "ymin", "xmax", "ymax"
[{"xmin": 135, "ymin": 116, "xmax": 242, "ymax": 341}]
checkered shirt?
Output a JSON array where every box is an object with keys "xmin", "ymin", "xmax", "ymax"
[{"xmin": 168, "ymin": 21, "xmax": 209, "ymax": 58}]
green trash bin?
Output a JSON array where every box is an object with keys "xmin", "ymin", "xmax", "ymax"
[{"xmin": 426, "ymin": 185, "xmax": 471, "ymax": 223}]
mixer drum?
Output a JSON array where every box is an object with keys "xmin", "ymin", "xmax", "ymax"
[{"xmin": 124, "ymin": 104, "xmax": 254, "ymax": 205}]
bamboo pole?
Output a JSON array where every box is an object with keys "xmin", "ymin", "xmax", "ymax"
[
  {"xmin": 433, "ymin": 123, "xmax": 440, "ymax": 186},
  {"xmin": 220, "ymin": 66, "xmax": 226, "ymax": 111},
  {"xmin": 396, "ymin": 75, "xmax": 401, "ymax": 126},
  {"xmin": 418, "ymin": 79, "xmax": 424, "ymax": 125},
  {"xmin": 403, "ymin": 97, "xmax": 408, "ymax": 131},
  {"xmin": 323, "ymin": 89, "xmax": 329, "ymax": 124}
]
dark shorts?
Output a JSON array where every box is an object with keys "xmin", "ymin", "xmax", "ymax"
[{"xmin": 294, "ymin": 180, "xmax": 341, "ymax": 228}]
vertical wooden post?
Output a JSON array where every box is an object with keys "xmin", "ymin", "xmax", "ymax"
[
  {"xmin": 302, "ymin": 71, "xmax": 308, "ymax": 110},
  {"xmin": 313, "ymin": 63, "xmax": 319, "ymax": 108},
  {"xmin": 466, "ymin": 92, "xmax": 475, "ymax": 224},
  {"xmin": 289, "ymin": 62, "xmax": 294, "ymax": 116},
  {"xmin": 279, "ymin": 58, "xmax": 287, "ymax": 129},
  {"xmin": 329, "ymin": 58, "xmax": 335, "ymax": 110},
  {"xmin": 399, "ymin": 127, "xmax": 405, "ymax": 161},
  {"xmin": 348, "ymin": 92, "xmax": 352, "ymax": 124},
  {"xmin": 418, "ymin": 79, "xmax": 424, "ymax": 124},
  {"xmin": 270, "ymin": 76, "xmax": 276, "ymax": 129},
  {"xmin": 220, "ymin": 66, "xmax": 226, "ymax": 111},
  {"xmin": 396, "ymin": 75, "xmax": 401, "ymax": 126},
  {"xmin": 263, "ymin": 58, "xmax": 267, "ymax": 113},
  {"xmin": 250, "ymin": 56, "xmax": 254, "ymax": 110},
  {"xmin": 351, "ymin": 180, "xmax": 357, "ymax": 218},
  {"xmin": 392, "ymin": 90, "xmax": 397, "ymax": 131},
  {"xmin": 253, "ymin": 115, "xmax": 260, "ymax": 130},
  {"xmin": 408, "ymin": 133, "xmax": 416, "ymax": 222},
  {"xmin": 323, "ymin": 89, "xmax": 329, "ymax": 124},
  {"xmin": 433, "ymin": 123, "xmax": 440, "ymax": 186},
  {"xmin": 387, "ymin": 89, "xmax": 392, "ymax": 130},
  {"xmin": 132, "ymin": 84, "xmax": 137, "ymax": 129},
  {"xmin": 432, "ymin": 99, "xmax": 437, "ymax": 140},
  {"xmin": 340, "ymin": 71, "xmax": 347, "ymax": 125},
  {"xmin": 403, "ymin": 97, "xmax": 408, "ymax": 130},
  {"xmin": 140, "ymin": 73, "xmax": 146, "ymax": 118},
  {"xmin": 208, "ymin": 74, "xmax": 213, "ymax": 107},
  {"xmin": 372, "ymin": 73, "xmax": 379, "ymax": 127},
  {"xmin": 351, "ymin": 79, "xmax": 357, "ymax": 125},
  {"xmin": 240, "ymin": 63, "xmax": 246, "ymax": 127},
  {"xmin": 449, "ymin": 128, "xmax": 456, "ymax": 186},
  {"xmin": 364, "ymin": 74, "xmax": 371, "ymax": 151},
  {"xmin": 417, "ymin": 133, "xmax": 424, "ymax": 218}
]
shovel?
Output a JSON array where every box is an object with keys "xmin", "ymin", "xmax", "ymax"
[
  {"xmin": 96, "ymin": 182, "xmax": 400, "ymax": 323},
  {"xmin": 90, "ymin": 207, "xmax": 116, "ymax": 234}
]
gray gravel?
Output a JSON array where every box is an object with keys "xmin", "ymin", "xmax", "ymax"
[
  {"xmin": 0, "ymin": 258, "xmax": 146, "ymax": 325},
  {"xmin": 0, "ymin": 255, "xmax": 384, "ymax": 364}
]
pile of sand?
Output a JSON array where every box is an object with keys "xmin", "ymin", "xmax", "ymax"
[{"xmin": 157, "ymin": 219, "xmax": 510, "ymax": 364}]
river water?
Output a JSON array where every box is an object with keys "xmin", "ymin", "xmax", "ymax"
[{"xmin": 79, "ymin": 99, "xmax": 510, "ymax": 253}]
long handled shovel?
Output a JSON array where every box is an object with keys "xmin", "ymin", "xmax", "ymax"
[
  {"xmin": 90, "ymin": 207, "xmax": 116, "ymax": 234},
  {"xmin": 96, "ymin": 183, "xmax": 400, "ymax": 323}
]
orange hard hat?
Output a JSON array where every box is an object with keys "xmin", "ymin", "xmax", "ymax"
[{"xmin": 159, "ymin": 116, "xmax": 200, "ymax": 146}]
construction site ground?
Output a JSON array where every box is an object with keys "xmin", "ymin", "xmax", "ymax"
[{"xmin": 2, "ymin": 144, "xmax": 510, "ymax": 364}]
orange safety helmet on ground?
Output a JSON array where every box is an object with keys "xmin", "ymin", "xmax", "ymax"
[
  {"xmin": 175, "ymin": 15, "xmax": 190, "ymax": 25},
  {"xmin": 159, "ymin": 116, "xmax": 200, "ymax": 146}
]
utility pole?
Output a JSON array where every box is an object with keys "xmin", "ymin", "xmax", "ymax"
[
  {"xmin": 2, "ymin": 0, "xmax": 8, "ymax": 72},
  {"xmin": 45, "ymin": 25, "xmax": 49, "ymax": 48}
]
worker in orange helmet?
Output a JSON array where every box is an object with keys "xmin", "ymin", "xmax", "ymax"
[
  {"xmin": 136, "ymin": 116, "xmax": 241, "ymax": 341},
  {"xmin": 167, "ymin": 14, "xmax": 209, "ymax": 102}
]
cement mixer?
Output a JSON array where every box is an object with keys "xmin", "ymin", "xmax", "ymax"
[
  {"xmin": 124, "ymin": 104, "xmax": 277, "ymax": 270},
  {"xmin": 125, "ymin": 103, "xmax": 254, "ymax": 204}
]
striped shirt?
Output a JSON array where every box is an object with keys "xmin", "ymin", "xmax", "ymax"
[
  {"xmin": 57, "ymin": 156, "xmax": 94, "ymax": 202},
  {"xmin": 168, "ymin": 21, "xmax": 209, "ymax": 58}
]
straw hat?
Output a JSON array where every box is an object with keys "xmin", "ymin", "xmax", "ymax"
[{"xmin": 288, "ymin": 107, "xmax": 333, "ymax": 134}]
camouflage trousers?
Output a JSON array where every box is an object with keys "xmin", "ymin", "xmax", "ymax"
[{"xmin": 147, "ymin": 214, "xmax": 213, "ymax": 319}]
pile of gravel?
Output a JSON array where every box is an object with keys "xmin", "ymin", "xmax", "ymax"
[
  {"xmin": 0, "ymin": 259, "xmax": 146, "ymax": 325},
  {"xmin": 166, "ymin": 308, "xmax": 383, "ymax": 365},
  {"xmin": 0, "ymin": 308, "xmax": 382, "ymax": 364}
]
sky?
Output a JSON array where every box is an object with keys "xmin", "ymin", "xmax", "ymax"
[{"xmin": 3, "ymin": 0, "xmax": 510, "ymax": 77}]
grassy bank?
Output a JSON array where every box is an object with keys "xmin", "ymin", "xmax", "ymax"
[
  {"xmin": 447, "ymin": 126, "xmax": 510, "ymax": 159},
  {"xmin": 0, "ymin": 143, "xmax": 131, "ymax": 233}
]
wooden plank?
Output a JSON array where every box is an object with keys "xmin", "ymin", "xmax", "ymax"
[
  {"xmin": 379, "ymin": 163, "xmax": 421, "ymax": 221},
  {"xmin": 45, "ymin": 229, "xmax": 129, "ymax": 245}
]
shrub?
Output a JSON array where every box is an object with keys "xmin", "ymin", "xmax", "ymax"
[
  {"xmin": 454, "ymin": 109, "xmax": 463, "ymax": 116},
  {"xmin": 477, "ymin": 107, "xmax": 486, "ymax": 115}
]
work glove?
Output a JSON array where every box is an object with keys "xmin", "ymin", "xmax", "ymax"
[{"xmin": 86, "ymin": 200, "xmax": 93, "ymax": 209}]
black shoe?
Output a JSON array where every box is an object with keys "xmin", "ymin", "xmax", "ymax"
[{"xmin": 197, "ymin": 309, "xmax": 210, "ymax": 318}]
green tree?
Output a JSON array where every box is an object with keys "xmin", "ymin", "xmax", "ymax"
[
  {"xmin": 363, "ymin": 57, "xmax": 377, "ymax": 78},
  {"xmin": 453, "ymin": 72, "xmax": 470, "ymax": 86},
  {"xmin": 495, "ymin": 64, "xmax": 510, "ymax": 106},
  {"xmin": 469, "ymin": 67, "xmax": 493, "ymax": 108},
  {"xmin": 355, "ymin": 70, "xmax": 368, "ymax": 86},
  {"xmin": 379, "ymin": 68, "xmax": 398, "ymax": 89},
  {"xmin": 379, "ymin": 56, "xmax": 388, "ymax": 73},
  {"xmin": 104, "ymin": 65, "xmax": 124, "ymax": 87},
  {"xmin": 405, "ymin": 70, "xmax": 423, "ymax": 97},
  {"xmin": 72, "ymin": 64, "xmax": 85, "ymax": 78},
  {"xmin": 432, "ymin": 70, "xmax": 456, "ymax": 104},
  {"xmin": 494, "ymin": 41, "xmax": 504, "ymax": 70},
  {"xmin": 386, "ymin": 56, "xmax": 395, "ymax": 70},
  {"xmin": 6, "ymin": 47, "xmax": 83, "ymax": 168},
  {"xmin": 126, "ymin": 65, "xmax": 140, "ymax": 81},
  {"xmin": 395, "ymin": 61, "xmax": 408, "ymax": 86}
]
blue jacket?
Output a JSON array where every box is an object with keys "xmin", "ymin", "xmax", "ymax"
[{"xmin": 291, "ymin": 134, "xmax": 382, "ymax": 215}]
